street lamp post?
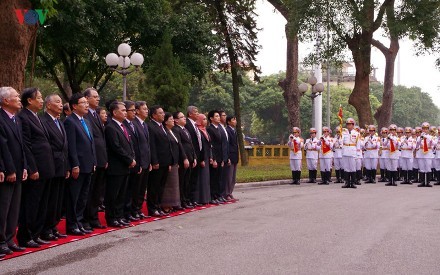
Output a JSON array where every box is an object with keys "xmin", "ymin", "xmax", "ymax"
[
  {"xmin": 299, "ymin": 75, "xmax": 325, "ymax": 130},
  {"xmin": 105, "ymin": 43, "xmax": 144, "ymax": 101}
]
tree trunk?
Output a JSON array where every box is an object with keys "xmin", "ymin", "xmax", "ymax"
[
  {"xmin": 347, "ymin": 33, "xmax": 374, "ymax": 127},
  {"xmin": 372, "ymin": 33, "xmax": 399, "ymax": 128},
  {"xmin": 0, "ymin": 0, "xmax": 37, "ymax": 91},
  {"xmin": 280, "ymin": 25, "xmax": 301, "ymax": 130},
  {"xmin": 215, "ymin": 0, "xmax": 248, "ymax": 166}
]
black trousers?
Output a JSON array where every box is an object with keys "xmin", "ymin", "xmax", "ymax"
[
  {"xmin": 17, "ymin": 178, "xmax": 51, "ymax": 244},
  {"xmin": 66, "ymin": 173, "xmax": 92, "ymax": 230},
  {"xmin": 124, "ymin": 171, "xmax": 141, "ymax": 217},
  {"xmin": 132, "ymin": 169, "xmax": 149, "ymax": 214},
  {"xmin": 188, "ymin": 163, "xmax": 199, "ymax": 202},
  {"xmin": 209, "ymin": 164, "xmax": 223, "ymax": 199},
  {"xmin": 43, "ymin": 177, "xmax": 66, "ymax": 235},
  {"xmin": 105, "ymin": 174, "xmax": 129, "ymax": 222},
  {"xmin": 84, "ymin": 167, "xmax": 106, "ymax": 226},
  {"xmin": 147, "ymin": 167, "xmax": 168, "ymax": 212},
  {"xmin": 178, "ymin": 165, "xmax": 192, "ymax": 204},
  {"xmin": 0, "ymin": 181, "xmax": 22, "ymax": 247}
]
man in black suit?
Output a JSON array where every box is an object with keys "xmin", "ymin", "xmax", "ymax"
[
  {"xmin": 64, "ymin": 93, "xmax": 96, "ymax": 236},
  {"xmin": 122, "ymin": 100, "xmax": 142, "ymax": 222},
  {"xmin": 207, "ymin": 110, "xmax": 227, "ymax": 204},
  {"xmin": 185, "ymin": 106, "xmax": 202, "ymax": 205},
  {"xmin": 17, "ymin": 88, "xmax": 56, "ymax": 248},
  {"xmin": 147, "ymin": 105, "xmax": 173, "ymax": 216},
  {"xmin": 225, "ymin": 116, "xmax": 239, "ymax": 200},
  {"xmin": 105, "ymin": 102, "xmax": 136, "ymax": 227},
  {"xmin": 131, "ymin": 101, "xmax": 152, "ymax": 219},
  {"xmin": 218, "ymin": 110, "xmax": 230, "ymax": 202},
  {"xmin": 0, "ymin": 87, "xmax": 28, "ymax": 255},
  {"xmin": 84, "ymin": 88, "xmax": 108, "ymax": 230},
  {"xmin": 40, "ymin": 94, "xmax": 70, "ymax": 241},
  {"xmin": 173, "ymin": 111, "xmax": 195, "ymax": 209}
]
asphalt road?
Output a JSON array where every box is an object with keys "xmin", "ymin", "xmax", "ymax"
[{"xmin": 2, "ymin": 182, "xmax": 440, "ymax": 275}]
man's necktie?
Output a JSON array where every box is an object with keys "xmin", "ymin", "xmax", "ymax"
[
  {"xmin": 11, "ymin": 115, "xmax": 16, "ymax": 124},
  {"xmin": 129, "ymin": 121, "xmax": 135, "ymax": 133},
  {"xmin": 121, "ymin": 123, "xmax": 130, "ymax": 141},
  {"xmin": 183, "ymin": 127, "xmax": 190, "ymax": 139},
  {"xmin": 54, "ymin": 118, "xmax": 62, "ymax": 133},
  {"xmin": 142, "ymin": 122, "xmax": 149, "ymax": 139},
  {"xmin": 80, "ymin": 118, "xmax": 92, "ymax": 140},
  {"xmin": 160, "ymin": 124, "xmax": 167, "ymax": 135},
  {"xmin": 194, "ymin": 123, "xmax": 202, "ymax": 150}
]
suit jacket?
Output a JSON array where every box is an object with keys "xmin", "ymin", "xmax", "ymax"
[
  {"xmin": 105, "ymin": 119, "xmax": 135, "ymax": 175},
  {"xmin": 172, "ymin": 125, "xmax": 196, "ymax": 164},
  {"xmin": 64, "ymin": 113, "xmax": 96, "ymax": 174},
  {"xmin": 167, "ymin": 128, "xmax": 187, "ymax": 165},
  {"xmin": 185, "ymin": 119, "xmax": 202, "ymax": 160},
  {"xmin": 0, "ymin": 109, "xmax": 27, "ymax": 180},
  {"xmin": 85, "ymin": 110, "xmax": 107, "ymax": 168},
  {"xmin": 219, "ymin": 124, "xmax": 230, "ymax": 162},
  {"xmin": 18, "ymin": 108, "xmax": 55, "ymax": 179},
  {"xmin": 123, "ymin": 119, "xmax": 141, "ymax": 173},
  {"xmin": 132, "ymin": 117, "xmax": 151, "ymax": 169},
  {"xmin": 207, "ymin": 124, "xmax": 225, "ymax": 163},
  {"xmin": 148, "ymin": 120, "xmax": 173, "ymax": 167},
  {"xmin": 41, "ymin": 112, "xmax": 70, "ymax": 177},
  {"xmin": 226, "ymin": 126, "xmax": 239, "ymax": 164}
]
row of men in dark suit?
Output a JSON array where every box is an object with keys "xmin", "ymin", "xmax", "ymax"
[{"xmin": 0, "ymin": 86, "xmax": 239, "ymax": 258}]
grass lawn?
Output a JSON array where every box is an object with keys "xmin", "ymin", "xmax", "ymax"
[{"xmin": 236, "ymin": 159, "xmax": 310, "ymax": 183}]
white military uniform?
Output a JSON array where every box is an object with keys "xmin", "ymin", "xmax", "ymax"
[
  {"xmin": 379, "ymin": 137, "xmax": 389, "ymax": 171},
  {"xmin": 399, "ymin": 135, "xmax": 415, "ymax": 171},
  {"xmin": 318, "ymin": 136, "xmax": 333, "ymax": 173},
  {"xmin": 384, "ymin": 134, "xmax": 400, "ymax": 172},
  {"xmin": 342, "ymin": 128, "xmax": 361, "ymax": 172},
  {"xmin": 416, "ymin": 133, "xmax": 434, "ymax": 173},
  {"xmin": 333, "ymin": 134, "xmax": 343, "ymax": 171},
  {"xmin": 288, "ymin": 136, "xmax": 303, "ymax": 172},
  {"xmin": 305, "ymin": 137, "xmax": 319, "ymax": 170},
  {"xmin": 363, "ymin": 134, "xmax": 379, "ymax": 170}
]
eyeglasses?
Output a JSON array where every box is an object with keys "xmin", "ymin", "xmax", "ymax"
[
  {"xmin": 369, "ymin": 130, "xmax": 375, "ymax": 132},
  {"xmin": 405, "ymin": 131, "xmax": 411, "ymax": 133},
  {"xmin": 293, "ymin": 132, "xmax": 299, "ymax": 134},
  {"xmin": 323, "ymin": 130, "xmax": 329, "ymax": 133},
  {"xmin": 127, "ymin": 109, "xmax": 136, "ymax": 112},
  {"xmin": 77, "ymin": 101, "xmax": 88, "ymax": 105}
]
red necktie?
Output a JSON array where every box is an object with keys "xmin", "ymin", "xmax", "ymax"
[{"xmin": 121, "ymin": 123, "xmax": 130, "ymax": 141}]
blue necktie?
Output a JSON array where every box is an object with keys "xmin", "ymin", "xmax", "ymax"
[{"xmin": 80, "ymin": 118, "xmax": 92, "ymax": 140}]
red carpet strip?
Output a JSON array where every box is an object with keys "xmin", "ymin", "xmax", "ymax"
[{"xmin": 1, "ymin": 199, "xmax": 238, "ymax": 261}]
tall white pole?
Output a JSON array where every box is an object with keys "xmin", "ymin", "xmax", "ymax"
[{"xmin": 314, "ymin": 64, "xmax": 323, "ymax": 137}]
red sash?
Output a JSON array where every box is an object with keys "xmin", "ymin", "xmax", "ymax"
[
  {"xmin": 390, "ymin": 139, "xmax": 396, "ymax": 153},
  {"xmin": 423, "ymin": 138, "xmax": 429, "ymax": 153},
  {"xmin": 293, "ymin": 139, "xmax": 300, "ymax": 153},
  {"xmin": 322, "ymin": 141, "xmax": 331, "ymax": 154}
]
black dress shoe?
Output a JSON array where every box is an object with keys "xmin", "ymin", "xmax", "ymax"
[
  {"xmin": 192, "ymin": 202, "xmax": 201, "ymax": 207},
  {"xmin": 8, "ymin": 243, "xmax": 25, "ymax": 252},
  {"xmin": 158, "ymin": 210, "xmax": 167, "ymax": 216},
  {"xmin": 133, "ymin": 213, "xmax": 141, "ymax": 219},
  {"xmin": 41, "ymin": 233, "xmax": 58, "ymax": 241},
  {"xmin": 118, "ymin": 219, "xmax": 131, "ymax": 226},
  {"xmin": 151, "ymin": 210, "xmax": 162, "ymax": 217},
  {"xmin": 79, "ymin": 227, "xmax": 93, "ymax": 234},
  {"xmin": 138, "ymin": 213, "xmax": 150, "ymax": 219},
  {"xmin": 53, "ymin": 231, "xmax": 67, "ymax": 238},
  {"xmin": 126, "ymin": 215, "xmax": 139, "ymax": 222},
  {"xmin": 0, "ymin": 253, "xmax": 5, "ymax": 259},
  {"xmin": 182, "ymin": 203, "xmax": 193, "ymax": 209},
  {"xmin": 107, "ymin": 221, "xmax": 123, "ymax": 228},
  {"xmin": 0, "ymin": 246, "xmax": 13, "ymax": 255},
  {"xmin": 173, "ymin": 206, "xmax": 184, "ymax": 211},
  {"xmin": 21, "ymin": 240, "xmax": 41, "ymax": 248},
  {"xmin": 90, "ymin": 223, "xmax": 107, "ymax": 229},
  {"xmin": 67, "ymin": 228, "xmax": 86, "ymax": 236},
  {"xmin": 34, "ymin": 237, "xmax": 51, "ymax": 245},
  {"xmin": 209, "ymin": 200, "xmax": 219, "ymax": 205}
]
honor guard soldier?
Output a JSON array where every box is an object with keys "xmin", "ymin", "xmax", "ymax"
[
  {"xmin": 412, "ymin": 127, "xmax": 423, "ymax": 183},
  {"xmin": 430, "ymin": 126, "xmax": 438, "ymax": 182},
  {"xmin": 378, "ymin": 127, "xmax": 389, "ymax": 182},
  {"xmin": 435, "ymin": 126, "xmax": 440, "ymax": 185},
  {"xmin": 416, "ymin": 122, "xmax": 434, "ymax": 187},
  {"xmin": 354, "ymin": 126, "xmax": 364, "ymax": 184},
  {"xmin": 317, "ymin": 126, "xmax": 333, "ymax": 185},
  {"xmin": 304, "ymin": 128, "xmax": 319, "ymax": 183},
  {"xmin": 287, "ymin": 127, "xmax": 303, "ymax": 185},
  {"xmin": 399, "ymin": 127, "xmax": 415, "ymax": 184},
  {"xmin": 333, "ymin": 126, "xmax": 344, "ymax": 183},
  {"xmin": 363, "ymin": 125, "xmax": 379, "ymax": 183},
  {"xmin": 341, "ymin": 118, "xmax": 361, "ymax": 188},
  {"xmin": 384, "ymin": 124, "xmax": 400, "ymax": 186},
  {"xmin": 396, "ymin": 127, "xmax": 405, "ymax": 180}
]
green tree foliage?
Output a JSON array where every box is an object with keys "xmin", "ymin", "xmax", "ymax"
[{"xmin": 142, "ymin": 32, "xmax": 191, "ymax": 112}]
